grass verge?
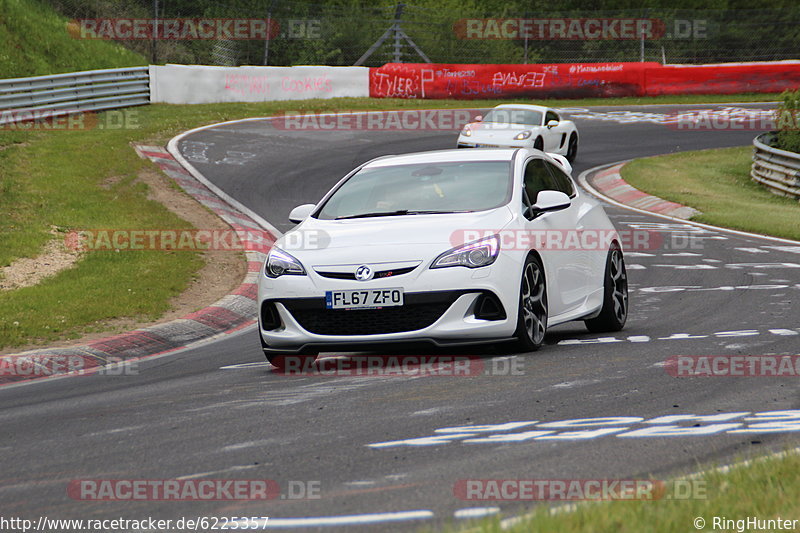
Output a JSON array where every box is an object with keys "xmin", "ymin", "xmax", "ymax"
[
  {"xmin": 0, "ymin": 93, "xmax": 786, "ymax": 350},
  {"xmin": 458, "ymin": 449, "xmax": 800, "ymax": 533},
  {"xmin": 0, "ymin": 113, "xmax": 203, "ymax": 349},
  {"xmin": 0, "ymin": 0, "xmax": 146, "ymax": 78},
  {"xmin": 621, "ymin": 146, "xmax": 800, "ymax": 242}
]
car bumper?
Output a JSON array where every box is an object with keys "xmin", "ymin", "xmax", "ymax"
[
  {"xmin": 457, "ymin": 141, "xmax": 526, "ymax": 149},
  {"xmin": 257, "ymin": 257, "xmax": 522, "ymax": 352}
]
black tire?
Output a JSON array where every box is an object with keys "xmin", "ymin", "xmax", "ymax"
[
  {"xmin": 584, "ymin": 245, "xmax": 628, "ymax": 333},
  {"xmin": 566, "ymin": 134, "xmax": 578, "ymax": 163},
  {"xmin": 512, "ymin": 255, "xmax": 548, "ymax": 352},
  {"xmin": 533, "ymin": 137, "xmax": 544, "ymax": 151}
]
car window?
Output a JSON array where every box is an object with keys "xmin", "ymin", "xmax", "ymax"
[
  {"xmin": 316, "ymin": 161, "xmax": 513, "ymax": 219},
  {"xmin": 545, "ymin": 111, "xmax": 560, "ymax": 124},
  {"xmin": 523, "ymin": 158, "xmax": 558, "ymax": 205},
  {"xmin": 483, "ymin": 108, "xmax": 543, "ymax": 127},
  {"xmin": 544, "ymin": 161, "xmax": 576, "ymax": 197}
]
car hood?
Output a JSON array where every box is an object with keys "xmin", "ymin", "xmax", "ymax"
[{"xmin": 277, "ymin": 207, "xmax": 515, "ymax": 264}]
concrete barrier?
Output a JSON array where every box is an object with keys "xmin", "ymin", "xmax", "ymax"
[
  {"xmin": 149, "ymin": 64, "xmax": 370, "ymax": 104},
  {"xmin": 644, "ymin": 61, "xmax": 800, "ymax": 96},
  {"xmin": 369, "ymin": 62, "xmax": 657, "ymax": 99},
  {"xmin": 368, "ymin": 61, "xmax": 800, "ymax": 100}
]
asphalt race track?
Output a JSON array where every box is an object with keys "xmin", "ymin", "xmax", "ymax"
[{"xmin": 3, "ymin": 102, "xmax": 800, "ymax": 531}]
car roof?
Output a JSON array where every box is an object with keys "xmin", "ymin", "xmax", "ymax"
[
  {"xmin": 364, "ymin": 148, "xmax": 520, "ymax": 168},
  {"xmin": 491, "ymin": 104, "xmax": 551, "ymax": 113}
]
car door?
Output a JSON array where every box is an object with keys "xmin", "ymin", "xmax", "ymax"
[
  {"xmin": 543, "ymin": 110, "xmax": 570, "ymax": 154},
  {"xmin": 543, "ymin": 159, "xmax": 593, "ymax": 297},
  {"xmin": 522, "ymin": 157, "xmax": 587, "ymax": 316}
]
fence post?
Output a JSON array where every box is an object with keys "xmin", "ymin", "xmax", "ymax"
[
  {"xmin": 263, "ymin": 0, "xmax": 278, "ymax": 65},
  {"xmin": 151, "ymin": 0, "xmax": 158, "ymax": 64}
]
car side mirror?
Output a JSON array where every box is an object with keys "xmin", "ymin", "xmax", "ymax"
[
  {"xmin": 474, "ymin": 115, "xmax": 483, "ymax": 122},
  {"xmin": 288, "ymin": 203, "xmax": 316, "ymax": 223},
  {"xmin": 546, "ymin": 119, "xmax": 559, "ymax": 129},
  {"xmin": 532, "ymin": 191, "xmax": 571, "ymax": 214}
]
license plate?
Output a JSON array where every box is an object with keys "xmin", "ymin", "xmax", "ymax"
[
  {"xmin": 325, "ymin": 288, "xmax": 404, "ymax": 309},
  {"xmin": 475, "ymin": 143, "xmax": 499, "ymax": 148}
]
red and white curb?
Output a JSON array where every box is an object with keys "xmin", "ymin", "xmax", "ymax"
[
  {"xmin": 0, "ymin": 144, "xmax": 274, "ymax": 387},
  {"xmin": 579, "ymin": 161, "xmax": 800, "ymax": 247},
  {"xmin": 589, "ymin": 163, "xmax": 700, "ymax": 219}
]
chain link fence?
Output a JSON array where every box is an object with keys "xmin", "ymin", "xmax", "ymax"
[{"xmin": 47, "ymin": 0, "xmax": 800, "ymax": 66}]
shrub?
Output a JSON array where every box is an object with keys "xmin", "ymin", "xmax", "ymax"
[{"xmin": 774, "ymin": 89, "xmax": 800, "ymax": 153}]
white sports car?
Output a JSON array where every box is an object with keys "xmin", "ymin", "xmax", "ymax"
[
  {"xmin": 457, "ymin": 104, "xmax": 579, "ymax": 162},
  {"xmin": 258, "ymin": 148, "xmax": 626, "ymax": 367}
]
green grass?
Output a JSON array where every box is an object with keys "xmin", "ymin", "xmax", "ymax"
[
  {"xmin": 0, "ymin": 94, "xmax": 788, "ymax": 350},
  {"xmin": 458, "ymin": 449, "xmax": 800, "ymax": 533},
  {"xmin": 621, "ymin": 146, "xmax": 800, "ymax": 241},
  {"xmin": 0, "ymin": 110, "xmax": 203, "ymax": 349},
  {"xmin": 0, "ymin": 0, "xmax": 146, "ymax": 78}
]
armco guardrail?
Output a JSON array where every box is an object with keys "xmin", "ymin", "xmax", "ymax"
[
  {"xmin": 0, "ymin": 67, "xmax": 150, "ymax": 125},
  {"xmin": 752, "ymin": 133, "xmax": 800, "ymax": 199}
]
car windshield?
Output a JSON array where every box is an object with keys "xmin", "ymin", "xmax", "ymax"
[
  {"xmin": 316, "ymin": 161, "xmax": 512, "ymax": 220},
  {"xmin": 483, "ymin": 108, "xmax": 543, "ymax": 126}
]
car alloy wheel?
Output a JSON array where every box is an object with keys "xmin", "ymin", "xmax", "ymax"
[
  {"xmin": 585, "ymin": 245, "xmax": 628, "ymax": 332},
  {"xmin": 514, "ymin": 256, "xmax": 548, "ymax": 351}
]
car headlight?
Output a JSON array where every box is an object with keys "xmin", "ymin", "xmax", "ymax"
[
  {"xmin": 265, "ymin": 248, "xmax": 306, "ymax": 278},
  {"xmin": 431, "ymin": 235, "xmax": 500, "ymax": 269},
  {"xmin": 514, "ymin": 130, "xmax": 532, "ymax": 140},
  {"xmin": 461, "ymin": 125, "xmax": 472, "ymax": 137}
]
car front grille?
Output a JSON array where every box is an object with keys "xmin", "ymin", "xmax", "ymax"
[
  {"xmin": 315, "ymin": 266, "xmax": 417, "ymax": 281},
  {"xmin": 276, "ymin": 291, "xmax": 464, "ymax": 336}
]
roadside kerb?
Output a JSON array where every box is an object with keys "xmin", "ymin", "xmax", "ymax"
[{"xmin": 588, "ymin": 162, "xmax": 701, "ymax": 219}]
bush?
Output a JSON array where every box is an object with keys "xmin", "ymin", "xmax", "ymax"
[{"xmin": 774, "ymin": 90, "xmax": 800, "ymax": 153}]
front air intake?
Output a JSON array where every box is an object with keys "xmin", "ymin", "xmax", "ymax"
[
  {"xmin": 474, "ymin": 293, "xmax": 506, "ymax": 321},
  {"xmin": 260, "ymin": 301, "xmax": 281, "ymax": 330}
]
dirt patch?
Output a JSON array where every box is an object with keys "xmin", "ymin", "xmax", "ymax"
[
  {"xmin": 99, "ymin": 175, "xmax": 125, "ymax": 189},
  {"xmin": 0, "ymin": 142, "xmax": 30, "ymax": 152},
  {"xmin": 0, "ymin": 226, "xmax": 82, "ymax": 291},
  {"xmin": 136, "ymin": 167, "xmax": 247, "ymax": 321}
]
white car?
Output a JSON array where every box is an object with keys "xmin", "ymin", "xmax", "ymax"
[
  {"xmin": 258, "ymin": 148, "xmax": 626, "ymax": 367},
  {"xmin": 457, "ymin": 104, "xmax": 579, "ymax": 162}
]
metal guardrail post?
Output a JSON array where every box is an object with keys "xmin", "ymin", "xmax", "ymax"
[{"xmin": 0, "ymin": 67, "xmax": 150, "ymax": 126}]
